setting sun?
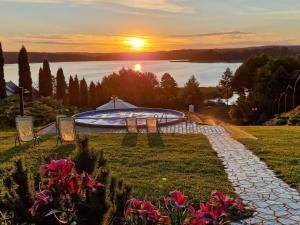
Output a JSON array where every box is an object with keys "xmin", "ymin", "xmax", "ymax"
[{"xmin": 128, "ymin": 37, "xmax": 145, "ymax": 50}]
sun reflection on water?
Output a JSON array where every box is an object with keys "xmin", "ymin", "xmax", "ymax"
[{"xmin": 133, "ymin": 63, "xmax": 142, "ymax": 72}]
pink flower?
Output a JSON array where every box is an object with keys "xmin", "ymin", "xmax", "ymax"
[
  {"xmin": 40, "ymin": 159, "xmax": 74, "ymax": 178},
  {"xmin": 81, "ymin": 171, "xmax": 104, "ymax": 191},
  {"xmin": 169, "ymin": 191, "xmax": 188, "ymax": 206},
  {"xmin": 29, "ymin": 189, "xmax": 53, "ymax": 217}
]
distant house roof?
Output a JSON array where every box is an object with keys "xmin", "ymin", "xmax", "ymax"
[
  {"xmin": 5, "ymin": 81, "xmax": 38, "ymax": 96},
  {"xmin": 6, "ymin": 81, "xmax": 18, "ymax": 96},
  {"xmin": 96, "ymin": 99, "xmax": 137, "ymax": 110}
]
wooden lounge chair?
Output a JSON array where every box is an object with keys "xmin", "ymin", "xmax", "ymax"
[
  {"xmin": 56, "ymin": 114, "xmax": 66, "ymax": 133},
  {"xmin": 57, "ymin": 117, "xmax": 78, "ymax": 144},
  {"xmin": 126, "ymin": 117, "xmax": 139, "ymax": 133},
  {"xmin": 146, "ymin": 117, "xmax": 159, "ymax": 133},
  {"xmin": 15, "ymin": 116, "xmax": 40, "ymax": 146}
]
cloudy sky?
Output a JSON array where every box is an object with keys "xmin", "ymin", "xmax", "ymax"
[{"xmin": 0, "ymin": 0, "xmax": 300, "ymax": 52}]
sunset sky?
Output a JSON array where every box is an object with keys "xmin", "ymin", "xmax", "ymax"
[{"xmin": 1, "ymin": 0, "xmax": 300, "ymax": 52}]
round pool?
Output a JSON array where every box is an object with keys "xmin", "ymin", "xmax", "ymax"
[{"xmin": 73, "ymin": 108, "xmax": 186, "ymax": 128}]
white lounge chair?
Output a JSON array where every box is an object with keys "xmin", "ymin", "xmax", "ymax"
[
  {"xmin": 15, "ymin": 116, "xmax": 40, "ymax": 146},
  {"xmin": 126, "ymin": 117, "xmax": 139, "ymax": 133},
  {"xmin": 56, "ymin": 114, "xmax": 66, "ymax": 133},
  {"xmin": 57, "ymin": 117, "xmax": 78, "ymax": 144},
  {"xmin": 146, "ymin": 117, "xmax": 159, "ymax": 133}
]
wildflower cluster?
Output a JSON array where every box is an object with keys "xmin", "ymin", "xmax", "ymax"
[
  {"xmin": 126, "ymin": 191, "xmax": 250, "ymax": 225},
  {"xmin": 30, "ymin": 159, "xmax": 103, "ymax": 217}
]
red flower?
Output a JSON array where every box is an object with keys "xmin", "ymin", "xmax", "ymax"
[
  {"xmin": 40, "ymin": 159, "xmax": 74, "ymax": 178},
  {"xmin": 81, "ymin": 171, "xmax": 104, "ymax": 191},
  {"xmin": 29, "ymin": 189, "xmax": 53, "ymax": 217},
  {"xmin": 169, "ymin": 191, "xmax": 188, "ymax": 206},
  {"xmin": 125, "ymin": 199, "xmax": 170, "ymax": 224}
]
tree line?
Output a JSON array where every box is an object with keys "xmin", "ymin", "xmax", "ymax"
[
  {"xmin": 226, "ymin": 54, "xmax": 300, "ymax": 124},
  {"xmin": 3, "ymin": 46, "xmax": 299, "ymax": 64},
  {"xmin": 0, "ymin": 44, "xmax": 208, "ymax": 111}
]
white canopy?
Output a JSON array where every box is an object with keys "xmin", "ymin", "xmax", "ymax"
[{"xmin": 96, "ymin": 99, "xmax": 137, "ymax": 110}]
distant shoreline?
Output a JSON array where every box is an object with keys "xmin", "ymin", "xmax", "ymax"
[
  {"xmin": 3, "ymin": 45, "xmax": 298, "ymax": 64},
  {"xmin": 4, "ymin": 59, "xmax": 243, "ymax": 65}
]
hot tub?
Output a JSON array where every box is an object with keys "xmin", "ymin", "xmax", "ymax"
[{"xmin": 73, "ymin": 108, "xmax": 186, "ymax": 128}]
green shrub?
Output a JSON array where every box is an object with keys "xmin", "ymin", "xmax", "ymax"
[
  {"xmin": 0, "ymin": 139, "xmax": 132, "ymax": 225},
  {"xmin": 275, "ymin": 117, "xmax": 288, "ymax": 125},
  {"xmin": 288, "ymin": 116, "xmax": 300, "ymax": 125}
]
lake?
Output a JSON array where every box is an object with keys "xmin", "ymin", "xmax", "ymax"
[{"xmin": 4, "ymin": 60, "xmax": 241, "ymax": 87}]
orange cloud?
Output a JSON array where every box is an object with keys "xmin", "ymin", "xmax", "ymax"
[{"xmin": 0, "ymin": 32, "xmax": 299, "ymax": 52}]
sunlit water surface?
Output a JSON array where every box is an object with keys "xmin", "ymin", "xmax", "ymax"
[{"xmin": 4, "ymin": 60, "xmax": 241, "ymax": 87}]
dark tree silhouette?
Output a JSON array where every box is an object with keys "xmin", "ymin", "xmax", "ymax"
[
  {"xmin": 219, "ymin": 67, "xmax": 233, "ymax": 106},
  {"xmin": 68, "ymin": 76, "xmax": 75, "ymax": 106},
  {"xmin": 182, "ymin": 75, "xmax": 203, "ymax": 109},
  {"xmin": 39, "ymin": 58, "xmax": 52, "ymax": 97},
  {"xmin": 56, "ymin": 68, "xmax": 66, "ymax": 101},
  {"xmin": 73, "ymin": 75, "xmax": 80, "ymax": 106},
  {"xmin": 285, "ymin": 85, "xmax": 293, "ymax": 112},
  {"xmin": 38, "ymin": 67, "xmax": 43, "ymax": 96},
  {"xmin": 79, "ymin": 78, "xmax": 88, "ymax": 107},
  {"xmin": 88, "ymin": 81, "xmax": 96, "ymax": 107},
  {"xmin": 294, "ymin": 76, "xmax": 300, "ymax": 108},
  {"xmin": 18, "ymin": 46, "xmax": 32, "ymax": 93},
  {"xmin": 278, "ymin": 92, "xmax": 286, "ymax": 113},
  {"xmin": 0, "ymin": 42, "xmax": 6, "ymax": 99},
  {"xmin": 160, "ymin": 73, "xmax": 178, "ymax": 108}
]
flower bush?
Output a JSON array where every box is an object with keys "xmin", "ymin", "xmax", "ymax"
[
  {"xmin": 30, "ymin": 159, "xmax": 104, "ymax": 223},
  {"xmin": 125, "ymin": 191, "xmax": 252, "ymax": 225}
]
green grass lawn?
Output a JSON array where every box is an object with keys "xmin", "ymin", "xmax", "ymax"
[
  {"xmin": 0, "ymin": 129, "xmax": 236, "ymax": 201},
  {"xmin": 238, "ymin": 126, "xmax": 300, "ymax": 192}
]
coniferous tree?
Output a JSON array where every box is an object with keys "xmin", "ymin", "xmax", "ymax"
[
  {"xmin": 219, "ymin": 67, "xmax": 233, "ymax": 106},
  {"xmin": 278, "ymin": 92, "xmax": 286, "ymax": 113},
  {"xmin": 68, "ymin": 76, "xmax": 75, "ymax": 106},
  {"xmin": 89, "ymin": 81, "xmax": 96, "ymax": 107},
  {"xmin": 39, "ymin": 58, "xmax": 52, "ymax": 97},
  {"xmin": 0, "ymin": 42, "xmax": 6, "ymax": 99},
  {"xmin": 285, "ymin": 85, "xmax": 293, "ymax": 112},
  {"xmin": 160, "ymin": 73, "xmax": 178, "ymax": 108},
  {"xmin": 79, "ymin": 78, "xmax": 88, "ymax": 107},
  {"xmin": 38, "ymin": 67, "xmax": 43, "ymax": 96},
  {"xmin": 74, "ymin": 75, "xmax": 80, "ymax": 106},
  {"xmin": 182, "ymin": 75, "xmax": 203, "ymax": 109},
  {"xmin": 272, "ymin": 99, "xmax": 278, "ymax": 115},
  {"xmin": 294, "ymin": 76, "xmax": 300, "ymax": 108},
  {"xmin": 18, "ymin": 46, "xmax": 32, "ymax": 93},
  {"xmin": 56, "ymin": 68, "xmax": 66, "ymax": 101},
  {"xmin": 95, "ymin": 82, "xmax": 102, "ymax": 106}
]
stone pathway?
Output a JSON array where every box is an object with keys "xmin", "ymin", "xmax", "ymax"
[
  {"xmin": 38, "ymin": 122, "xmax": 300, "ymax": 224},
  {"xmin": 200, "ymin": 126, "xmax": 300, "ymax": 225}
]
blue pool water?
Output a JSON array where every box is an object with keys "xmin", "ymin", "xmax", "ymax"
[{"xmin": 73, "ymin": 108, "xmax": 186, "ymax": 127}]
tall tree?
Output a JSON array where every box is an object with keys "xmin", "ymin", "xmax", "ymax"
[
  {"xmin": 68, "ymin": 76, "xmax": 75, "ymax": 106},
  {"xmin": 79, "ymin": 78, "xmax": 88, "ymax": 107},
  {"xmin": 95, "ymin": 82, "xmax": 102, "ymax": 106},
  {"xmin": 39, "ymin": 58, "xmax": 52, "ymax": 97},
  {"xmin": 285, "ymin": 85, "xmax": 293, "ymax": 112},
  {"xmin": 160, "ymin": 73, "xmax": 178, "ymax": 108},
  {"xmin": 38, "ymin": 67, "xmax": 43, "ymax": 96},
  {"xmin": 219, "ymin": 68, "xmax": 233, "ymax": 106},
  {"xmin": 73, "ymin": 75, "xmax": 80, "ymax": 106},
  {"xmin": 272, "ymin": 99, "xmax": 278, "ymax": 115},
  {"xmin": 18, "ymin": 46, "xmax": 32, "ymax": 93},
  {"xmin": 294, "ymin": 76, "xmax": 300, "ymax": 108},
  {"xmin": 0, "ymin": 42, "xmax": 6, "ymax": 99},
  {"xmin": 278, "ymin": 92, "xmax": 286, "ymax": 113},
  {"xmin": 88, "ymin": 81, "xmax": 96, "ymax": 107},
  {"xmin": 182, "ymin": 75, "xmax": 203, "ymax": 109},
  {"xmin": 56, "ymin": 68, "xmax": 66, "ymax": 101}
]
